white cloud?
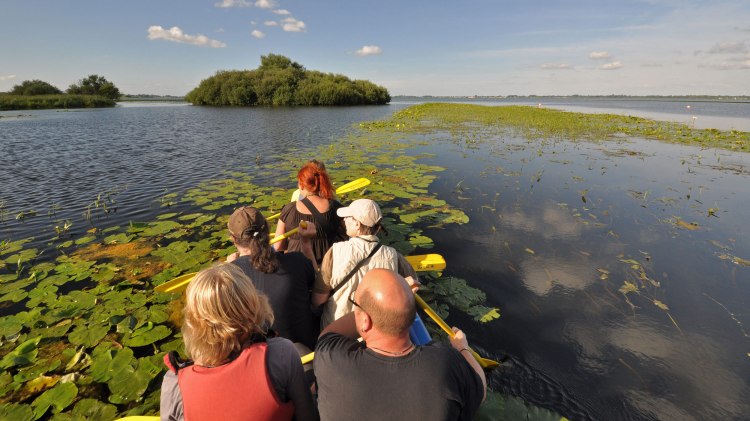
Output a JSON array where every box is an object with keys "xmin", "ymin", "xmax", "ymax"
[
  {"xmin": 540, "ymin": 63, "xmax": 570, "ymax": 69},
  {"xmin": 215, "ymin": 0, "xmax": 251, "ymax": 8},
  {"xmin": 255, "ymin": 0, "xmax": 277, "ymax": 9},
  {"xmin": 600, "ymin": 61, "xmax": 623, "ymax": 70},
  {"xmin": 147, "ymin": 26, "xmax": 227, "ymax": 48},
  {"xmin": 216, "ymin": 28, "xmax": 225, "ymax": 33},
  {"xmin": 264, "ymin": 20, "xmax": 279, "ymax": 26},
  {"xmin": 251, "ymin": 30, "xmax": 265, "ymax": 39},
  {"xmin": 281, "ymin": 17, "xmax": 306, "ymax": 32},
  {"xmin": 589, "ymin": 51, "xmax": 611, "ymax": 60},
  {"xmin": 0, "ymin": 75, "xmax": 17, "ymax": 81},
  {"xmin": 708, "ymin": 42, "xmax": 748, "ymax": 54},
  {"xmin": 273, "ymin": 9, "xmax": 290, "ymax": 15},
  {"xmin": 355, "ymin": 45, "xmax": 383, "ymax": 57}
]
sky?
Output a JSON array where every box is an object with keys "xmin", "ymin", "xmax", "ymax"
[{"xmin": 1, "ymin": 0, "xmax": 749, "ymax": 96}]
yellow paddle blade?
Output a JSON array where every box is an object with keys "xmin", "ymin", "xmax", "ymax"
[
  {"xmin": 405, "ymin": 254, "xmax": 446, "ymax": 271},
  {"xmin": 154, "ymin": 272, "xmax": 195, "ymax": 293},
  {"xmin": 301, "ymin": 351, "xmax": 314, "ymax": 365},
  {"xmin": 414, "ymin": 293, "xmax": 500, "ymax": 370},
  {"xmin": 335, "ymin": 177, "xmax": 370, "ymax": 195},
  {"xmin": 267, "ymin": 178, "xmax": 371, "ymax": 221}
]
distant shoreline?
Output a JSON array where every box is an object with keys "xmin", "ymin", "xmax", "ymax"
[{"xmin": 393, "ymin": 95, "xmax": 750, "ymax": 103}]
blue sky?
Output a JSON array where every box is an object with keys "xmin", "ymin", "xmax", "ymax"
[{"xmin": 2, "ymin": 0, "xmax": 749, "ymax": 96}]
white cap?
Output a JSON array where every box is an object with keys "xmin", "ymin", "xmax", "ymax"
[{"xmin": 337, "ymin": 199, "xmax": 382, "ymax": 227}]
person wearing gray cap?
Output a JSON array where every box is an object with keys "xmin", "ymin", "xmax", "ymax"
[{"xmin": 309, "ymin": 199, "xmax": 418, "ymax": 328}]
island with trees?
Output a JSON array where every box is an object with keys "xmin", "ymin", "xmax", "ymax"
[
  {"xmin": 0, "ymin": 75, "xmax": 120, "ymax": 111},
  {"xmin": 185, "ymin": 54, "xmax": 390, "ymax": 106}
]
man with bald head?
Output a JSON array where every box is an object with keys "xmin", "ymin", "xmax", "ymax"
[{"xmin": 314, "ymin": 268, "xmax": 486, "ymax": 421}]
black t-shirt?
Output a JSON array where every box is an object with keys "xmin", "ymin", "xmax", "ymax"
[
  {"xmin": 279, "ymin": 199, "xmax": 344, "ymax": 265},
  {"xmin": 314, "ymin": 332, "xmax": 484, "ymax": 421},
  {"xmin": 232, "ymin": 252, "xmax": 319, "ymax": 350}
]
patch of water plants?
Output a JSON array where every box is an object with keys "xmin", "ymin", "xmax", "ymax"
[{"xmin": 0, "ymin": 108, "xmax": 514, "ymax": 419}]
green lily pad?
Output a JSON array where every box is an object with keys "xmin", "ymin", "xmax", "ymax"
[
  {"xmin": 0, "ymin": 336, "xmax": 40, "ymax": 369},
  {"xmin": 141, "ymin": 220, "xmax": 182, "ymax": 237},
  {"xmin": 156, "ymin": 212, "xmax": 179, "ymax": 220},
  {"xmin": 70, "ymin": 398, "xmax": 117, "ymax": 420},
  {"xmin": 74, "ymin": 235, "xmax": 96, "ymax": 246},
  {"xmin": 68, "ymin": 322, "xmax": 110, "ymax": 348},
  {"xmin": 90, "ymin": 347, "xmax": 135, "ymax": 383},
  {"xmin": 123, "ymin": 322, "xmax": 171, "ymax": 347},
  {"xmin": 0, "ymin": 238, "xmax": 33, "ymax": 257},
  {"xmin": 107, "ymin": 356, "xmax": 162, "ymax": 404},
  {"xmin": 103, "ymin": 232, "xmax": 135, "ymax": 244},
  {"xmin": 91, "ymin": 263, "xmax": 120, "ymax": 283},
  {"xmin": 0, "ymin": 288, "xmax": 28, "ymax": 303},
  {"xmin": 4, "ymin": 248, "xmax": 38, "ymax": 265},
  {"xmin": 0, "ymin": 403, "xmax": 34, "ymax": 421},
  {"xmin": 0, "ymin": 315, "xmax": 24, "ymax": 338},
  {"xmin": 31, "ymin": 382, "xmax": 78, "ymax": 419}
]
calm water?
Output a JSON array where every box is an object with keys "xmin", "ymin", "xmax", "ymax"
[{"xmin": 2, "ymin": 102, "xmax": 749, "ymax": 420}]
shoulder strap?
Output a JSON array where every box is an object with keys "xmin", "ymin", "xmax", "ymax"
[
  {"xmin": 165, "ymin": 351, "xmax": 194, "ymax": 373},
  {"xmin": 300, "ymin": 197, "xmax": 334, "ymax": 241},
  {"xmin": 329, "ymin": 242, "xmax": 382, "ymax": 297}
]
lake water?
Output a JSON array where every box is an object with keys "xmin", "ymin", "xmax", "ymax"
[{"xmin": 1, "ymin": 101, "xmax": 749, "ymax": 420}]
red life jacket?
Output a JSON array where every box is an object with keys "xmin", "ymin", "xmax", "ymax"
[{"xmin": 165, "ymin": 343, "xmax": 295, "ymax": 421}]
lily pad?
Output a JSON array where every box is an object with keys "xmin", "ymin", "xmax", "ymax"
[
  {"xmin": 70, "ymin": 398, "xmax": 117, "ymax": 420},
  {"xmin": 68, "ymin": 322, "xmax": 110, "ymax": 348},
  {"xmin": 123, "ymin": 322, "xmax": 171, "ymax": 347},
  {"xmin": 31, "ymin": 382, "xmax": 78, "ymax": 419},
  {"xmin": 1, "ymin": 336, "xmax": 40, "ymax": 369},
  {"xmin": 0, "ymin": 403, "xmax": 34, "ymax": 421}
]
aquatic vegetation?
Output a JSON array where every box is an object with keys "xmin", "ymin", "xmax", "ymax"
[
  {"xmin": 0, "ymin": 104, "xmax": 504, "ymax": 418},
  {"xmin": 362, "ymin": 103, "xmax": 750, "ymax": 152}
]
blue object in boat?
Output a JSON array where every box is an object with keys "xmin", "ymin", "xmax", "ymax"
[{"xmin": 409, "ymin": 312, "xmax": 432, "ymax": 345}]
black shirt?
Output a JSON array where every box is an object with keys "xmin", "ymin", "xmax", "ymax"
[
  {"xmin": 314, "ymin": 332, "xmax": 484, "ymax": 421},
  {"xmin": 232, "ymin": 252, "xmax": 319, "ymax": 349}
]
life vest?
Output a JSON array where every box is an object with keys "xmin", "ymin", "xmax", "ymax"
[{"xmin": 164, "ymin": 343, "xmax": 295, "ymax": 421}]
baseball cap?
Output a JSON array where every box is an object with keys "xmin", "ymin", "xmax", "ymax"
[
  {"xmin": 228, "ymin": 206, "xmax": 267, "ymax": 239},
  {"xmin": 337, "ymin": 199, "xmax": 382, "ymax": 227}
]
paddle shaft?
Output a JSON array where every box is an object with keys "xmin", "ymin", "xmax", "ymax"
[{"xmin": 414, "ymin": 293, "xmax": 497, "ymax": 368}]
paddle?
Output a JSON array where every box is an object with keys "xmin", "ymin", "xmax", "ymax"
[
  {"xmin": 155, "ymin": 252, "xmax": 445, "ymax": 294},
  {"xmin": 154, "ymin": 223, "xmax": 303, "ymax": 294},
  {"xmin": 267, "ymin": 177, "xmax": 371, "ymax": 221},
  {"xmin": 414, "ymin": 293, "xmax": 500, "ymax": 370}
]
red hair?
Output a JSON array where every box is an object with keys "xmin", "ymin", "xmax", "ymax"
[{"xmin": 297, "ymin": 162, "xmax": 334, "ymax": 199}]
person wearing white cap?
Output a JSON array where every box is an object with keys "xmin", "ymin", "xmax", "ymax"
[{"xmin": 308, "ymin": 199, "xmax": 417, "ymax": 328}]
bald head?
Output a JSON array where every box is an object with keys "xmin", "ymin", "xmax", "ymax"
[{"xmin": 357, "ymin": 268, "xmax": 416, "ymax": 336}]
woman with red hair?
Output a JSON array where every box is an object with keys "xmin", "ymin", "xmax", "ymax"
[{"xmin": 274, "ymin": 161, "xmax": 344, "ymax": 265}]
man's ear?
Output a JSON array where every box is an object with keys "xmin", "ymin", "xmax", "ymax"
[{"xmin": 358, "ymin": 311, "xmax": 372, "ymax": 333}]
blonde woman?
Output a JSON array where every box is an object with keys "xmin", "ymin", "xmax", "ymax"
[{"xmin": 160, "ymin": 263, "xmax": 318, "ymax": 421}]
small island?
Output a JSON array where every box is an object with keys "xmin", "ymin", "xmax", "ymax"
[
  {"xmin": 185, "ymin": 54, "xmax": 390, "ymax": 106},
  {"xmin": 0, "ymin": 75, "xmax": 121, "ymax": 111}
]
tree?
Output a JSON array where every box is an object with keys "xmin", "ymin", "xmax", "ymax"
[
  {"xmin": 10, "ymin": 80, "xmax": 62, "ymax": 95},
  {"xmin": 67, "ymin": 75, "xmax": 121, "ymax": 100},
  {"xmin": 184, "ymin": 54, "xmax": 390, "ymax": 106}
]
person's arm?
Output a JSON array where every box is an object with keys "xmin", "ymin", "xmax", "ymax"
[
  {"xmin": 159, "ymin": 371, "xmax": 184, "ymax": 421},
  {"xmin": 311, "ymin": 248, "xmax": 334, "ymax": 310},
  {"xmin": 297, "ymin": 221, "xmax": 319, "ymax": 270},
  {"xmin": 449, "ymin": 327, "xmax": 487, "ymax": 402},
  {"xmin": 268, "ymin": 340, "xmax": 319, "ymax": 421},
  {"xmin": 319, "ymin": 311, "xmax": 357, "ymax": 339},
  {"xmin": 396, "ymin": 253, "xmax": 419, "ymax": 283},
  {"xmin": 273, "ymin": 219, "xmax": 287, "ymax": 251}
]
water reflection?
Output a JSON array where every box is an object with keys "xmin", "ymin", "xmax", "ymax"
[{"xmin": 419, "ymin": 125, "xmax": 750, "ymax": 419}]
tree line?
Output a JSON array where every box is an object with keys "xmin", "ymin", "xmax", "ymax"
[
  {"xmin": 7, "ymin": 75, "xmax": 121, "ymax": 99},
  {"xmin": 1, "ymin": 75, "xmax": 121, "ymax": 110},
  {"xmin": 185, "ymin": 54, "xmax": 390, "ymax": 106}
]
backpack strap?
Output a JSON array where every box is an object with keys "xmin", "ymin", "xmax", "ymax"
[
  {"xmin": 329, "ymin": 242, "xmax": 382, "ymax": 297},
  {"xmin": 164, "ymin": 351, "xmax": 194, "ymax": 374},
  {"xmin": 300, "ymin": 197, "xmax": 335, "ymax": 242}
]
